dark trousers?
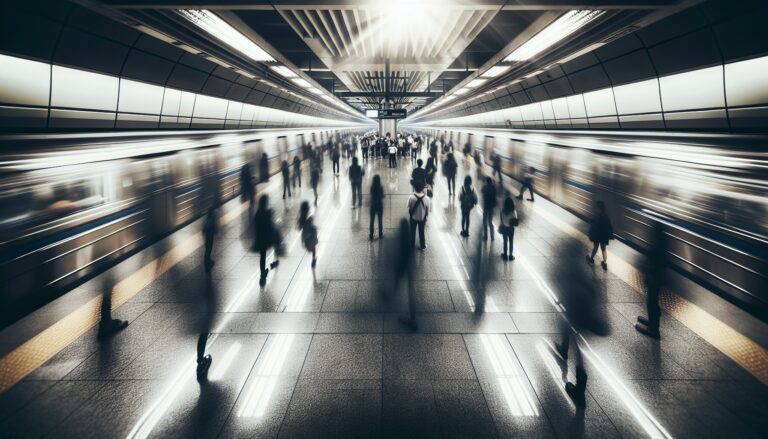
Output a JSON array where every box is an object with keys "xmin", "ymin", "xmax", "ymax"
[
  {"xmin": 389, "ymin": 154, "xmax": 396, "ymax": 168},
  {"xmin": 204, "ymin": 235, "xmax": 214, "ymax": 270},
  {"xmin": 410, "ymin": 219, "xmax": 426, "ymax": 249},
  {"xmin": 333, "ymin": 159, "xmax": 340, "ymax": 173},
  {"xmin": 502, "ymin": 228, "xmax": 514, "ymax": 256},
  {"xmin": 352, "ymin": 182, "xmax": 362, "ymax": 206},
  {"xmin": 259, "ymin": 248, "xmax": 267, "ymax": 278},
  {"xmin": 494, "ymin": 167, "xmax": 502, "ymax": 182},
  {"xmin": 312, "ymin": 185, "xmax": 318, "ymax": 205},
  {"xmin": 362, "ymin": 148, "xmax": 368, "ymax": 160},
  {"xmin": 647, "ymin": 283, "xmax": 661, "ymax": 331},
  {"xmin": 461, "ymin": 210, "xmax": 470, "ymax": 232},
  {"xmin": 292, "ymin": 169, "xmax": 301, "ymax": 187},
  {"xmin": 518, "ymin": 180, "xmax": 534, "ymax": 200},
  {"xmin": 283, "ymin": 178, "xmax": 291, "ymax": 197},
  {"xmin": 197, "ymin": 333, "xmax": 208, "ymax": 361},
  {"xmin": 370, "ymin": 206, "xmax": 383, "ymax": 238},
  {"xmin": 446, "ymin": 175, "xmax": 456, "ymax": 194},
  {"xmin": 483, "ymin": 208, "xmax": 494, "ymax": 239}
]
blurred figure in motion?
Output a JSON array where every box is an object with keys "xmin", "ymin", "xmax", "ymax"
[
  {"xmin": 407, "ymin": 180, "xmax": 430, "ymax": 251},
  {"xmin": 462, "ymin": 141, "xmax": 471, "ymax": 159},
  {"xmin": 481, "ymin": 177, "xmax": 497, "ymax": 241},
  {"xmin": 281, "ymin": 160, "xmax": 291, "ymax": 199},
  {"xmin": 473, "ymin": 150, "xmax": 484, "ymax": 179},
  {"xmin": 554, "ymin": 239, "xmax": 609, "ymax": 406},
  {"xmin": 297, "ymin": 201, "xmax": 319, "ymax": 267},
  {"xmin": 259, "ymin": 153, "xmax": 269, "ymax": 183},
  {"xmin": 292, "ymin": 155, "xmax": 302, "ymax": 189},
  {"xmin": 411, "ymin": 159, "xmax": 426, "ymax": 190},
  {"xmin": 349, "ymin": 156, "xmax": 364, "ymax": 208},
  {"xmin": 586, "ymin": 200, "xmax": 613, "ymax": 270},
  {"xmin": 310, "ymin": 164, "xmax": 320, "ymax": 206},
  {"xmin": 203, "ymin": 207, "xmax": 218, "ymax": 272},
  {"xmin": 196, "ymin": 275, "xmax": 216, "ymax": 381},
  {"xmin": 240, "ymin": 163, "xmax": 255, "ymax": 212},
  {"xmin": 97, "ymin": 270, "xmax": 128, "ymax": 338},
  {"xmin": 395, "ymin": 219, "xmax": 417, "ymax": 330},
  {"xmin": 361, "ymin": 136, "xmax": 369, "ymax": 161},
  {"xmin": 459, "ymin": 176, "xmax": 478, "ymax": 237},
  {"xmin": 636, "ymin": 221, "xmax": 668, "ymax": 338},
  {"xmin": 425, "ymin": 156, "xmax": 437, "ymax": 190},
  {"xmin": 498, "ymin": 195, "xmax": 518, "ymax": 261},
  {"xmin": 411, "ymin": 136, "xmax": 419, "ymax": 159},
  {"xmin": 517, "ymin": 166, "xmax": 535, "ymax": 201},
  {"xmin": 370, "ymin": 175, "xmax": 385, "ymax": 241},
  {"xmin": 443, "ymin": 152, "xmax": 458, "ymax": 196},
  {"xmin": 332, "ymin": 144, "xmax": 341, "ymax": 175},
  {"xmin": 253, "ymin": 195, "xmax": 280, "ymax": 285},
  {"xmin": 492, "ymin": 153, "xmax": 502, "ymax": 183}
]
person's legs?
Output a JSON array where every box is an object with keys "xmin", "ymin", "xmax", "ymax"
[
  {"xmin": 502, "ymin": 234, "xmax": 509, "ymax": 258},
  {"xmin": 590, "ymin": 242, "xmax": 599, "ymax": 260},
  {"xmin": 460, "ymin": 211, "xmax": 467, "ymax": 233},
  {"xmin": 259, "ymin": 249, "xmax": 267, "ymax": 279},
  {"xmin": 527, "ymin": 182, "xmax": 534, "ymax": 201},
  {"xmin": 418, "ymin": 221, "xmax": 426, "ymax": 249},
  {"xmin": 377, "ymin": 207, "xmax": 383, "ymax": 237},
  {"xmin": 600, "ymin": 243, "xmax": 607, "ymax": 263},
  {"xmin": 313, "ymin": 186, "xmax": 318, "ymax": 205},
  {"xmin": 204, "ymin": 236, "xmax": 214, "ymax": 270},
  {"xmin": 482, "ymin": 210, "xmax": 489, "ymax": 239},
  {"xmin": 197, "ymin": 332, "xmax": 207, "ymax": 362},
  {"xmin": 410, "ymin": 218, "xmax": 417, "ymax": 248},
  {"xmin": 509, "ymin": 228, "xmax": 515, "ymax": 259},
  {"xmin": 298, "ymin": 172, "xmax": 301, "ymax": 187},
  {"xmin": 357, "ymin": 183, "xmax": 362, "ymax": 206},
  {"xmin": 369, "ymin": 209, "xmax": 375, "ymax": 239},
  {"xmin": 352, "ymin": 183, "xmax": 358, "ymax": 205}
]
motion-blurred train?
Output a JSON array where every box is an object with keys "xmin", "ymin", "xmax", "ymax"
[
  {"xmin": 417, "ymin": 127, "xmax": 768, "ymax": 315},
  {"xmin": 0, "ymin": 127, "xmax": 361, "ymax": 325}
]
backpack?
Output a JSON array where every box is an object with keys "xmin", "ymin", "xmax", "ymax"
[
  {"xmin": 459, "ymin": 186, "xmax": 477, "ymax": 210},
  {"xmin": 409, "ymin": 194, "xmax": 427, "ymax": 220}
]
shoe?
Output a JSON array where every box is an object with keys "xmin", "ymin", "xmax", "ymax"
[
  {"xmin": 270, "ymin": 260, "xmax": 280, "ymax": 269},
  {"xmin": 311, "ymin": 257, "xmax": 317, "ymax": 268},
  {"xmin": 501, "ymin": 253, "xmax": 508, "ymax": 261},
  {"xmin": 565, "ymin": 382, "xmax": 586, "ymax": 406},
  {"xmin": 601, "ymin": 261, "xmax": 607, "ymax": 271},
  {"xmin": 196, "ymin": 355, "xmax": 212, "ymax": 381},
  {"xmin": 98, "ymin": 319, "xmax": 128, "ymax": 338},
  {"xmin": 637, "ymin": 315, "xmax": 649, "ymax": 325},
  {"xmin": 585, "ymin": 255, "xmax": 594, "ymax": 265},
  {"xmin": 635, "ymin": 322, "xmax": 660, "ymax": 339},
  {"xmin": 527, "ymin": 198, "xmax": 534, "ymax": 202},
  {"xmin": 420, "ymin": 246, "xmax": 427, "ymax": 251},
  {"xmin": 509, "ymin": 255, "xmax": 515, "ymax": 261}
]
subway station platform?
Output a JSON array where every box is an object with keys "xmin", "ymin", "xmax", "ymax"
[{"xmin": 0, "ymin": 152, "xmax": 766, "ymax": 439}]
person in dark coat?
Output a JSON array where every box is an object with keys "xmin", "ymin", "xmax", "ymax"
[
  {"xmin": 425, "ymin": 156, "xmax": 437, "ymax": 188},
  {"xmin": 517, "ymin": 166, "xmax": 535, "ymax": 201},
  {"xmin": 370, "ymin": 175, "xmax": 385, "ymax": 240},
  {"xmin": 332, "ymin": 145, "xmax": 341, "ymax": 175},
  {"xmin": 443, "ymin": 152, "xmax": 458, "ymax": 196},
  {"xmin": 636, "ymin": 222, "xmax": 668, "ymax": 338},
  {"xmin": 281, "ymin": 160, "xmax": 291, "ymax": 199},
  {"xmin": 492, "ymin": 154, "xmax": 502, "ymax": 183},
  {"xmin": 240, "ymin": 163, "xmax": 255, "ymax": 212},
  {"xmin": 411, "ymin": 159, "xmax": 426, "ymax": 190},
  {"xmin": 253, "ymin": 195, "xmax": 279, "ymax": 285},
  {"xmin": 292, "ymin": 155, "xmax": 302, "ymax": 188},
  {"xmin": 349, "ymin": 156, "xmax": 364, "ymax": 208},
  {"xmin": 459, "ymin": 176, "xmax": 477, "ymax": 237},
  {"xmin": 586, "ymin": 200, "xmax": 613, "ymax": 270},
  {"xmin": 481, "ymin": 177, "xmax": 497, "ymax": 241},
  {"xmin": 297, "ymin": 201, "xmax": 319, "ymax": 267},
  {"xmin": 259, "ymin": 153, "xmax": 270, "ymax": 183}
]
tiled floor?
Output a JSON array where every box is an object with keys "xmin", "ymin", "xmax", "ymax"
[{"xmin": 0, "ymin": 152, "xmax": 766, "ymax": 438}]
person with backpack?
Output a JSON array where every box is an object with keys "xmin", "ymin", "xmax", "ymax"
[
  {"xmin": 297, "ymin": 201, "xmax": 319, "ymax": 267},
  {"xmin": 459, "ymin": 176, "xmax": 478, "ymax": 237},
  {"xmin": 361, "ymin": 136, "xmax": 369, "ymax": 161},
  {"xmin": 517, "ymin": 166, "xmax": 536, "ymax": 201},
  {"xmin": 481, "ymin": 177, "xmax": 497, "ymax": 241},
  {"xmin": 370, "ymin": 175, "xmax": 385, "ymax": 241},
  {"xmin": 443, "ymin": 152, "xmax": 458, "ymax": 196},
  {"xmin": 292, "ymin": 155, "xmax": 302, "ymax": 188},
  {"xmin": 586, "ymin": 200, "xmax": 613, "ymax": 270},
  {"xmin": 281, "ymin": 160, "xmax": 291, "ymax": 199},
  {"xmin": 498, "ymin": 196, "xmax": 518, "ymax": 260},
  {"xmin": 253, "ymin": 195, "xmax": 280, "ymax": 285},
  {"xmin": 349, "ymin": 156, "xmax": 364, "ymax": 208},
  {"xmin": 407, "ymin": 180, "xmax": 430, "ymax": 250}
]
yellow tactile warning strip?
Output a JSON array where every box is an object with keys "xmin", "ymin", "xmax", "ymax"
[
  {"xmin": 531, "ymin": 202, "xmax": 768, "ymax": 386},
  {"xmin": 0, "ymin": 180, "xmax": 275, "ymax": 395}
]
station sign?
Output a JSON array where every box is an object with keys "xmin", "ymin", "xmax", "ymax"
[{"xmin": 366, "ymin": 109, "xmax": 408, "ymax": 119}]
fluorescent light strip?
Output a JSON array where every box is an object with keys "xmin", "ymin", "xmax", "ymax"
[
  {"xmin": 179, "ymin": 10, "xmax": 274, "ymax": 62},
  {"xmin": 481, "ymin": 65, "xmax": 511, "ymax": 78},
  {"xmin": 291, "ymin": 78, "xmax": 312, "ymax": 88},
  {"xmin": 270, "ymin": 65, "xmax": 297, "ymax": 78},
  {"xmin": 466, "ymin": 79, "xmax": 487, "ymax": 88},
  {"xmin": 454, "ymin": 88, "xmax": 469, "ymax": 95},
  {"xmin": 505, "ymin": 10, "xmax": 604, "ymax": 62}
]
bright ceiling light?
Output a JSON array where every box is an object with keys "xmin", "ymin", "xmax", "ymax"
[
  {"xmin": 178, "ymin": 10, "xmax": 274, "ymax": 62},
  {"xmin": 454, "ymin": 88, "xmax": 469, "ymax": 95},
  {"xmin": 505, "ymin": 10, "xmax": 604, "ymax": 62},
  {"xmin": 309, "ymin": 88, "xmax": 324, "ymax": 95},
  {"xmin": 481, "ymin": 65, "xmax": 511, "ymax": 78},
  {"xmin": 466, "ymin": 78, "xmax": 487, "ymax": 88},
  {"xmin": 270, "ymin": 65, "xmax": 297, "ymax": 78},
  {"xmin": 291, "ymin": 78, "xmax": 312, "ymax": 88}
]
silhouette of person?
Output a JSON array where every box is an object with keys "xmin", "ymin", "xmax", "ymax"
[
  {"xmin": 259, "ymin": 152, "xmax": 269, "ymax": 183},
  {"xmin": 203, "ymin": 207, "xmax": 218, "ymax": 272},
  {"xmin": 297, "ymin": 201, "xmax": 319, "ymax": 267},
  {"xmin": 459, "ymin": 176, "xmax": 478, "ymax": 237},
  {"xmin": 97, "ymin": 270, "xmax": 128, "ymax": 338},
  {"xmin": 349, "ymin": 156, "xmax": 364, "ymax": 208},
  {"xmin": 369, "ymin": 175, "xmax": 384, "ymax": 240},
  {"xmin": 517, "ymin": 166, "xmax": 535, "ymax": 201},
  {"xmin": 240, "ymin": 163, "xmax": 255, "ymax": 213},
  {"xmin": 292, "ymin": 155, "xmax": 302, "ymax": 188},
  {"xmin": 637, "ymin": 221, "xmax": 667, "ymax": 338},
  {"xmin": 253, "ymin": 195, "xmax": 280, "ymax": 285},
  {"xmin": 481, "ymin": 177, "xmax": 497, "ymax": 241},
  {"xmin": 281, "ymin": 160, "xmax": 291, "ymax": 199},
  {"xmin": 586, "ymin": 200, "xmax": 613, "ymax": 270}
]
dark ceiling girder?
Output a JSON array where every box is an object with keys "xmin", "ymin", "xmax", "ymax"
[{"xmin": 334, "ymin": 92, "xmax": 444, "ymax": 98}]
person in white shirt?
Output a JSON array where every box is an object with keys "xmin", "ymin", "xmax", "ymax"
[
  {"xmin": 388, "ymin": 143, "xmax": 398, "ymax": 168},
  {"xmin": 407, "ymin": 181, "xmax": 430, "ymax": 250}
]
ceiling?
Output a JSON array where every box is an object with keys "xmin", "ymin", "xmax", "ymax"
[{"xmin": 89, "ymin": 0, "xmax": 695, "ymax": 117}]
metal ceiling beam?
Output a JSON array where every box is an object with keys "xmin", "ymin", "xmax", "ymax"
[{"xmin": 334, "ymin": 92, "xmax": 444, "ymax": 98}]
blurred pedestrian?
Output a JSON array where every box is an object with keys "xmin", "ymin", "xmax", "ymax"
[
  {"xmin": 297, "ymin": 201, "xmax": 319, "ymax": 267},
  {"xmin": 407, "ymin": 180, "xmax": 430, "ymax": 250},
  {"xmin": 196, "ymin": 275, "xmax": 216, "ymax": 381},
  {"xmin": 425, "ymin": 156, "xmax": 437, "ymax": 188},
  {"xmin": 636, "ymin": 222, "xmax": 667, "ymax": 338},
  {"xmin": 492, "ymin": 153, "xmax": 502, "ymax": 183},
  {"xmin": 240, "ymin": 163, "xmax": 255, "ymax": 212},
  {"xmin": 292, "ymin": 155, "xmax": 301, "ymax": 188},
  {"xmin": 481, "ymin": 177, "xmax": 497, "ymax": 241},
  {"xmin": 260, "ymin": 152, "xmax": 270, "ymax": 183},
  {"xmin": 203, "ymin": 207, "xmax": 218, "ymax": 272},
  {"xmin": 388, "ymin": 142, "xmax": 398, "ymax": 168},
  {"xmin": 459, "ymin": 176, "xmax": 478, "ymax": 237},
  {"xmin": 310, "ymin": 164, "xmax": 320, "ymax": 206},
  {"xmin": 370, "ymin": 175, "xmax": 384, "ymax": 241},
  {"xmin": 586, "ymin": 200, "xmax": 613, "ymax": 270},
  {"xmin": 396, "ymin": 219, "xmax": 417, "ymax": 330},
  {"xmin": 281, "ymin": 160, "xmax": 291, "ymax": 199},
  {"xmin": 349, "ymin": 156, "xmax": 364, "ymax": 208},
  {"xmin": 332, "ymin": 145, "xmax": 341, "ymax": 175},
  {"xmin": 517, "ymin": 166, "xmax": 535, "ymax": 201},
  {"xmin": 411, "ymin": 158, "xmax": 426, "ymax": 190},
  {"xmin": 253, "ymin": 195, "xmax": 280, "ymax": 285},
  {"xmin": 498, "ymin": 196, "xmax": 518, "ymax": 260},
  {"xmin": 97, "ymin": 270, "xmax": 128, "ymax": 338},
  {"xmin": 443, "ymin": 152, "xmax": 457, "ymax": 196}
]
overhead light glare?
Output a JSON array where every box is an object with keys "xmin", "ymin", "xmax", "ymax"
[
  {"xmin": 466, "ymin": 78, "xmax": 487, "ymax": 88},
  {"xmin": 270, "ymin": 65, "xmax": 297, "ymax": 78},
  {"xmin": 291, "ymin": 78, "xmax": 312, "ymax": 88},
  {"xmin": 178, "ymin": 10, "xmax": 274, "ymax": 62},
  {"xmin": 454, "ymin": 88, "xmax": 469, "ymax": 95},
  {"xmin": 481, "ymin": 65, "xmax": 510, "ymax": 78},
  {"xmin": 505, "ymin": 10, "xmax": 604, "ymax": 62},
  {"xmin": 309, "ymin": 88, "xmax": 323, "ymax": 95}
]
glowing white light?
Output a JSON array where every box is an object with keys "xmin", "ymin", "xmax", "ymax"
[
  {"xmin": 209, "ymin": 342, "xmax": 242, "ymax": 380},
  {"xmin": 178, "ymin": 10, "xmax": 274, "ymax": 62},
  {"xmin": 481, "ymin": 65, "xmax": 511, "ymax": 78},
  {"xmin": 480, "ymin": 335, "xmax": 539, "ymax": 417},
  {"xmin": 270, "ymin": 65, "xmax": 297, "ymax": 78},
  {"xmin": 454, "ymin": 88, "xmax": 469, "ymax": 95},
  {"xmin": 466, "ymin": 79, "xmax": 487, "ymax": 88},
  {"xmin": 309, "ymin": 88, "xmax": 324, "ymax": 95},
  {"xmin": 238, "ymin": 334, "xmax": 297, "ymax": 417},
  {"xmin": 505, "ymin": 10, "xmax": 604, "ymax": 62},
  {"xmin": 291, "ymin": 78, "xmax": 312, "ymax": 88}
]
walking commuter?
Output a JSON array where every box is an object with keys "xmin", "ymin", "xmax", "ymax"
[
  {"xmin": 253, "ymin": 195, "xmax": 280, "ymax": 285},
  {"xmin": 369, "ymin": 175, "xmax": 385, "ymax": 240},
  {"xmin": 411, "ymin": 137, "xmax": 419, "ymax": 159},
  {"xmin": 332, "ymin": 145, "xmax": 341, "ymax": 175},
  {"xmin": 443, "ymin": 152, "xmax": 458, "ymax": 196},
  {"xmin": 517, "ymin": 166, "xmax": 535, "ymax": 201},
  {"xmin": 586, "ymin": 200, "xmax": 613, "ymax": 270},
  {"xmin": 411, "ymin": 159, "xmax": 427, "ymax": 190},
  {"xmin": 396, "ymin": 219, "xmax": 417, "ymax": 330},
  {"xmin": 388, "ymin": 142, "xmax": 398, "ymax": 168},
  {"xmin": 498, "ymin": 196, "xmax": 518, "ymax": 260},
  {"xmin": 97, "ymin": 270, "xmax": 128, "ymax": 338},
  {"xmin": 362, "ymin": 137, "xmax": 369, "ymax": 161},
  {"xmin": 259, "ymin": 153, "xmax": 270, "ymax": 183},
  {"xmin": 297, "ymin": 201, "xmax": 319, "ymax": 267},
  {"xmin": 196, "ymin": 275, "xmax": 216, "ymax": 381},
  {"xmin": 459, "ymin": 176, "xmax": 478, "ymax": 237},
  {"xmin": 637, "ymin": 222, "xmax": 667, "ymax": 338},
  {"xmin": 281, "ymin": 160, "xmax": 291, "ymax": 199},
  {"xmin": 429, "ymin": 141, "xmax": 438, "ymax": 163},
  {"xmin": 407, "ymin": 180, "xmax": 430, "ymax": 250},
  {"xmin": 240, "ymin": 163, "xmax": 255, "ymax": 212},
  {"xmin": 349, "ymin": 156, "xmax": 364, "ymax": 208},
  {"xmin": 481, "ymin": 177, "xmax": 497, "ymax": 241},
  {"xmin": 425, "ymin": 156, "xmax": 437, "ymax": 188},
  {"xmin": 492, "ymin": 153, "xmax": 502, "ymax": 183},
  {"xmin": 292, "ymin": 155, "xmax": 302, "ymax": 188},
  {"xmin": 203, "ymin": 207, "xmax": 218, "ymax": 272}
]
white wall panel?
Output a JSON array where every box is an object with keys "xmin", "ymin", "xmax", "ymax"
[
  {"xmin": 51, "ymin": 65, "xmax": 118, "ymax": 111},
  {"xmin": 583, "ymin": 88, "xmax": 616, "ymax": 117},
  {"xmin": 659, "ymin": 66, "xmax": 724, "ymax": 112},
  {"xmin": 192, "ymin": 94, "xmax": 227, "ymax": 119},
  {"xmin": 226, "ymin": 101, "xmax": 243, "ymax": 120},
  {"xmin": 725, "ymin": 56, "xmax": 768, "ymax": 107},
  {"xmin": 241, "ymin": 103, "xmax": 255, "ymax": 122},
  {"xmin": 0, "ymin": 54, "xmax": 50, "ymax": 107},
  {"xmin": 118, "ymin": 79, "xmax": 163, "ymax": 114},
  {"xmin": 551, "ymin": 98, "xmax": 570, "ymax": 119},
  {"xmin": 566, "ymin": 95, "xmax": 587, "ymax": 118},
  {"xmin": 161, "ymin": 88, "xmax": 181, "ymax": 116},
  {"xmin": 613, "ymin": 79, "xmax": 662, "ymax": 115},
  {"xmin": 540, "ymin": 100, "xmax": 555, "ymax": 120},
  {"xmin": 179, "ymin": 91, "xmax": 196, "ymax": 117}
]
